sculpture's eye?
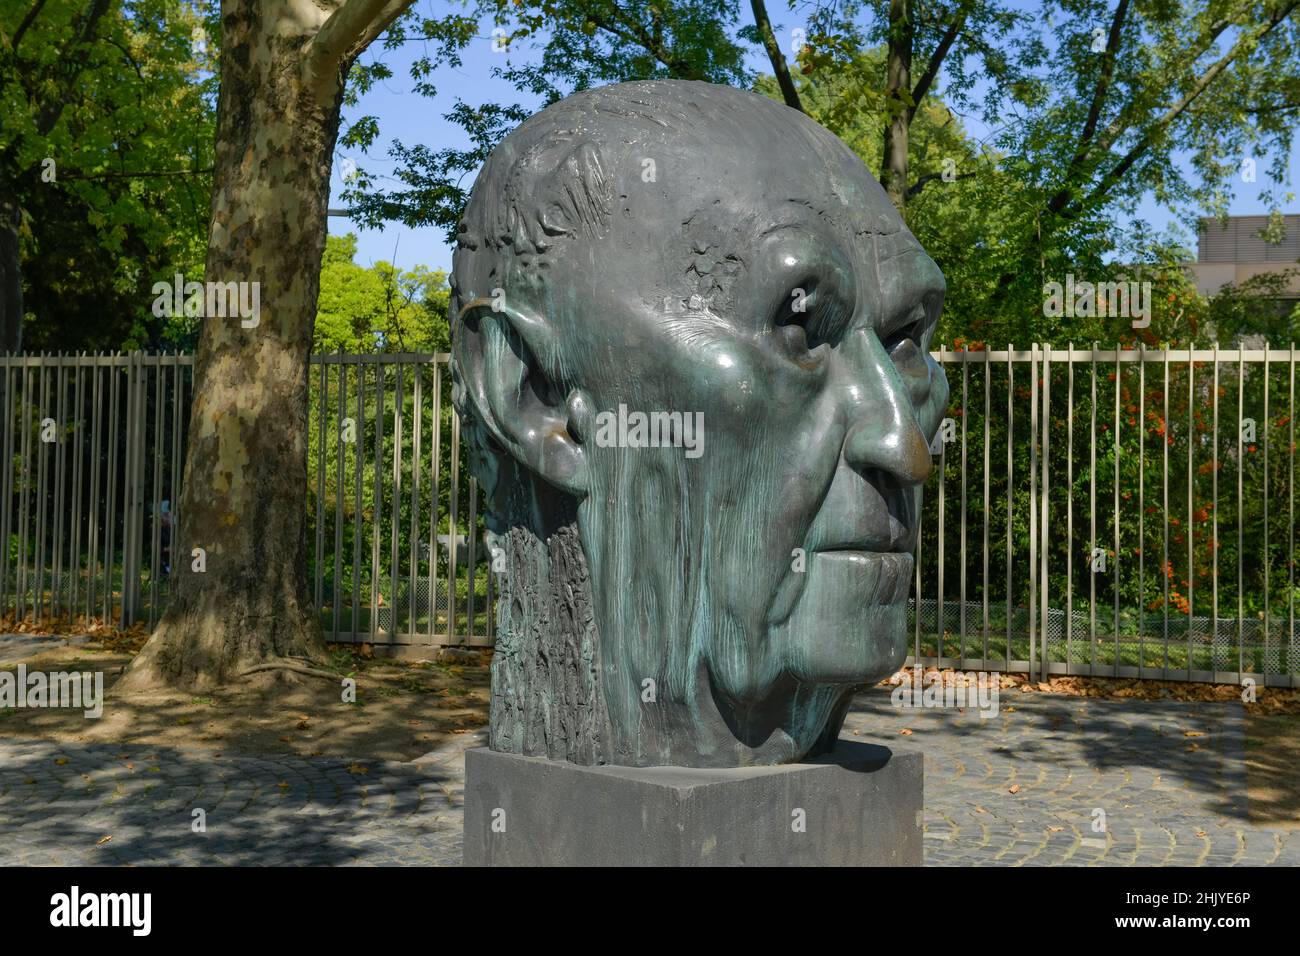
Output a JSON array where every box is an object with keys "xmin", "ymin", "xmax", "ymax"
[
  {"xmin": 773, "ymin": 280, "xmax": 851, "ymax": 359},
  {"xmin": 882, "ymin": 304, "xmax": 933, "ymax": 402},
  {"xmin": 775, "ymin": 286, "xmax": 816, "ymax": 354}
]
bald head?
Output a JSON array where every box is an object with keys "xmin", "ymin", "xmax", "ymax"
[{"xmin": 452, "ymin": 80, "xmax": 949, "ymax": 768}]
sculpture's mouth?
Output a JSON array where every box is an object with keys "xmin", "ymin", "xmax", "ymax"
[{"xmin": 809, "ymin": 550, "xmax": 912, "ymax": 604}]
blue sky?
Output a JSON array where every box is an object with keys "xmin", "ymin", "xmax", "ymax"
[{"xmin": 328, "ymin": 2, "xmax": 1299, "ymax": 275}]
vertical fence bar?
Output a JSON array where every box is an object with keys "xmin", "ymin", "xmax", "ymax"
[
  {"xmin": 315, "ymin": 355, "xmax": 327, "ymax": 615},
  {"xmin": 1162, "ymin": 349, "xmax": 1170, "ymax": 666},
  {"xmin": 429, "ymin": 361, "xmax": 442, "ymax": 643},
  {"xmin": 34, "ymin": 360, "xmax": 50, "ymax": 622},
  {"xmin": 1137, "ymin": 346, "xmax": 1145, "ymax": 672},
  {"xmin": 1067, "ymin": 345, "xmax": 1075, "ymax": 671},
  {"xmin": 1089, "ymin": 345, "xmax": 1097, "ymax": 668},
  {"xmin": 409, "ymin": 363, "xmax": 422, "ymax": 643},
  {"xmin": 1284, "ymin": 343, "xmax": 1294, "ymax": 686},
  {"xmin": 69, "ymin": 358, "xmax": 84, "ymax": 620},
  {"xmin": 1028, "ymin": 345, "xmax": 1038, "ymax": 678},
  {"xmin": 17, "ymin": 365, "xmax": 33, "ymax": 622},
  {"xmin": 352, "ymin": 361, "xmax": 363, "ymax": 641},
  {"xmin": 148, "ymin": 359, "xmax": 164, "ymax": 629},
  {"xmin": 370, "ymin": 362, "xmax": 384, "ymax": 641},
  {"xmin": 937, "ymin": 347, "xmax": 946, "ymax": 663},
  {"xmin": 169, "ymin": 358, "xmax": 183, "ymax": 602},
  {"xmin": 1112, "ymin": 351, "xmax": 1121, "ymax": 674},
  {"xmin": 982, "ymin": 348, "xmax": 991, "ymax": 663},
  {"xmin": 0, "ymin": 359, "xmax": 14, "ymax": 620},
  {"xmin": 448, "ymin": 408, "xmax": 461, "ymax": 644},
  {"xmin": 118, "ymin": 356, "xmax": 133, "ymax": 628},
  {"xmin": 390, "ymin": 363, "xmax": 404, "ymax": 638},
  {"xmin": 51, "ymin": 359, "xmax": 67, "ymax": 621},
  {"xmin": 333, "ymin": 357, "xmax": 345, "ymax": 641},
  {"xmin": 1006, "ymin": 345, "xmax": 1014, "ymax": 666},
  {"xmin": 1289, "ymin": 344, "xmax": 1296, "ymax": 685},
  {"xmin": 1212, "ymin": 345, "xmax": 1220, "ymax": 677},
  {"xmin": 1263, "ymin": 350, "xmax": 1271, "ymax": 679},
  {"xmin": 1040, "ymin": 345, "xmax": 1051, "ymax": 679},
  {"xmin": 1238, "ymin": 350, "xmax": 1244, "ymax": 672},
  {"xmin": 119, "ymin": 353, "xmax": 138, "ymax": 628},
  {"xmin": 1186, "ymin": 353, "xmax": 1195, "ymax": 678},
  {"xmin": 960, "ymin": 355, "xmax": 968, "ymax": 664},
  {"xmin": 86, "ymin": 360, "xmax": 102, "ymax": 621}
]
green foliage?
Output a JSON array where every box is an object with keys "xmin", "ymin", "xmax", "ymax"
[
  {"xmin": 1, "ymin": 0, "xmax": 218, "ymax": 350},
  {"xmin": 314, "ymin": 233, "xmax": 451, "ymax": 354},
  {"xmin": 341, "ymin": 0, "xmax": 755, "ymax": 243},
  {"xmin": 307, "ymin": 237, "xmax": 467, "ymax": 633}
]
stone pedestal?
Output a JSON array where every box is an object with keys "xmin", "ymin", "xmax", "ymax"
[{"xmin": 462, "ymin": 740, "xmax": 922, "ymax": 866}]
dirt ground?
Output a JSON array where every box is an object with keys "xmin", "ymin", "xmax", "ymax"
[{"xmin": 0, "ymin": 634, "xmax": 490, "ymax": 762}]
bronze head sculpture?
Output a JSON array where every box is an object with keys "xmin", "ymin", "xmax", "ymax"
[{"xmin": 451, "ymin": 80, "xmax": 949, "ymax": 768}]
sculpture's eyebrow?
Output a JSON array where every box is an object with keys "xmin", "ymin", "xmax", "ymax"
[{"xmin": 757, "ymin": 218, "xmax": 807, "ymax": 239}]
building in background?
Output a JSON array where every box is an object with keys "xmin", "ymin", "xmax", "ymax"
[{"xmin": 1187, "ymin": 215, "xmax": 1300, "ymax": 313}]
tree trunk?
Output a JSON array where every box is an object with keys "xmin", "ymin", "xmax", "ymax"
[
  {"xmin": 750, "ymin": 0, "xmax": 803, "ymax": 113},
  {"xmin": 117, "ymin": 0, "xmax": 348, "ymax": 691},
  {"xmin": 0, "ymin": 196, "xmax": 23, "ymax": 353},
  {"xmin": 881, "ymin": 0, "xmax": 912, "ymax": 212}
]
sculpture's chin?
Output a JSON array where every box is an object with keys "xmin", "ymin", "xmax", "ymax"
[{"xmin": 775, "ymin": 551, "xmax": 913, "ymax": 684}]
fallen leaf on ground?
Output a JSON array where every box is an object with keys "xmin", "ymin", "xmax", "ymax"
[
  {"xmin": 899, "ymin": 728, "xmax": 913, "ymax": 736},
  {"xmin": 95, "ymin": 835, "xmax": 112, "ymax": 846},
  {"xmin": 347, "ymin": 763, "xmax": 369, "ymax": 775},
  {"xmin": 1009, "ymin": 784, "xmax": 1021, "ymax": 794}
]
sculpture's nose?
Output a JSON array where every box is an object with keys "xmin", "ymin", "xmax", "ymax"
[{"xmin": 839, "ymin": 330, "xmax": 933, "ymax": 487}]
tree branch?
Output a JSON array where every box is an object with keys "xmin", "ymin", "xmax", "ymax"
[
  {"xmin": 10, "ymin": 0, "xmax": 50, "ymax": 54},
  {"xmin": 1046, "ymin": 0, "xmax": 1130, "ymax": 214},
  {"xmin": 1081, "ymin": 1, "xmax": 1299, "ymax": 212},
  {"xmin": 907, "ymin": 0, "xmax": 971, "ymax": 123},
  {"xmin": 60, "ymin": 168, "xmax": 214, "ymax": 181},
  {"xmin": 588, "ymin": 2, "xmax": 704, "ymax": 79},
  {"xmin": 1090, "ymin": 15, "xmax": 1233, "ymax": 157},
  {"xmin": 35, "ymin": 0, "xmax": 110, "ymax": 136},
  {"xmin": 750, "ymin": 0, "xmax": 803, "ymax": 112},
  {"xmin": 907, "ymin": 168, "xmax": 975, "ymax": 199},
  {"xmin": 304, "ymin": 0, "xmax": 413, "ymax": 106}
]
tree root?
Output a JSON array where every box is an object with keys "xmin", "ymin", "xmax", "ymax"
[{"xmin": 237, "ymin": 659, "xmax": 340, "ymax": 682}]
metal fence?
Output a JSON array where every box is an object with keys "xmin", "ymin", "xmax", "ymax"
[
  {"xmin": 2, "ymin": 347, "xmax": 1297, "ymax": 684},
  {"xmin": 0, "ymin": 352, "xmax": 493, "ymax": 650},
  {"xmin": 914, "ymin": 345, "xmax": 1299, "ymax": 687}
]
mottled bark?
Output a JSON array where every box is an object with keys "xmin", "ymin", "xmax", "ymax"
[
  {"xmin": 0, "ymin": 197, "xmax": 23, "ymax": 353},
  {"xmin": 119, "ymin": 0, "xmax": 407, "ymax": 691}
]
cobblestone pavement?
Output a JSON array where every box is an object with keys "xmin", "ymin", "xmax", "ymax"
[
  {"xmin": 1, "ymin": 689, "xmax": 1294, "ymax": 865},
  {"xmin": 843, "ymin": 690, "xmax": 1300, "ymax": 866},
  {"xmin": 0, "ymin": 731, "xmax": 481, "ymax": 865}
]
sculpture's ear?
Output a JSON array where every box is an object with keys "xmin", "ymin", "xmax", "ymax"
[{"xmin": 453, "ymin": 296, "xmax": 589, "ymax": 497}]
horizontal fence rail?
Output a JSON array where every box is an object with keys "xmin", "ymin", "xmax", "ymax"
[{"xmin": 2, "ymin": 346, "xmax": 1296, "ymax": 684}]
